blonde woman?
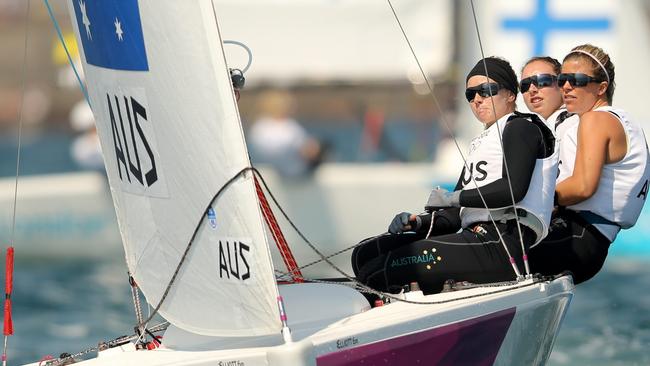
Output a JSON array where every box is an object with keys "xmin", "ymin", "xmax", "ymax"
[{"xmin": 529, "ymin": 44, "xmax": 650, "ymax": 284}]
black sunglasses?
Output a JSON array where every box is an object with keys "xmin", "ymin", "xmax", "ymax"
[
  {"xmin": 520, "ymin": 74, "xmax": 557, "ymax": 93},
  {"xmin": 557, "ymin": 73, "xmax": 604, "ymax": 88},
  {"xmin": 465, "ymin": 82, "xmax": 502, "ymax": 102}
]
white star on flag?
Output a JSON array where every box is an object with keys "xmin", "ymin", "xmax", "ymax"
[
  {"xmin": 114, "ymin": 18, "xmax": 124, "ymax": 41},
  {"xmin": 79, "ymin": 0, "xmax": 92, "ymax": 40}
]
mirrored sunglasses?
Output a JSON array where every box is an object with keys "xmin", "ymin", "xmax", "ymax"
[
  {"xmin": 465, "ymin": 82, "xmax": 502, "ymax": 102},
  {"xmin": 520, "ymin": 74, "xmax": 557, "ymax": 93},
  {"xmin": 557, "ymin": 73, "xmax": 604, "ymax": 88}
]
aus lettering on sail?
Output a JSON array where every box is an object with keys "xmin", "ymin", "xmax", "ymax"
[
  {"xmin": 215, "ymin": 239, "xmax": 252, "ymax": 282},
  {"xmin": 103, "ymin": 87, "xmax": 168, "ymax": 197}
]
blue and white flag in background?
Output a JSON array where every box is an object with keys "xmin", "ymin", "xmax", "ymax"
[{"xmin": 72, "ymin": 0, "xmax": 149, "ymax": 71}]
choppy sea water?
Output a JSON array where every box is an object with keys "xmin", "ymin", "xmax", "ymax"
[
  {"xmin": 549, "ymin": 258, "xmax": 650, "ymax": 366},
  {"xmin": 3, "ymin": 256, "xmax": 650, "ymax": 365}
]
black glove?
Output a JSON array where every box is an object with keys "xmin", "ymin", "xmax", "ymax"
[{"xmin": 388, "ymin": 212, "xmax": 419, "ymax": 234}]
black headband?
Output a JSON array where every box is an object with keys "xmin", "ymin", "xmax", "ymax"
[{"xmin": 466, "ymin": 57, "xmax": 519, "ymax": 95}]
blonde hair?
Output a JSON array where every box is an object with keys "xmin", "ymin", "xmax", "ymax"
[
  {"xmin": 257, "ymin": 90, "xmax": 295, "ymax": 119},
  {"xmin": 564, "ymin": 44, "xmax": 615, "ymax": 103}
]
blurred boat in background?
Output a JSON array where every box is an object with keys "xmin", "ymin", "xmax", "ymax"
[{"xmin": 0, "ymin": 172, "xmax": 120, "ymax": 259}]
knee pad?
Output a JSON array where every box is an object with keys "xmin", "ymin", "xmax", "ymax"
[
  {"xmin": 356, "ymin": 254, "xmax": 387, "ymax": 284},
  {"xmin": 365, "ymin": 268, "xmax": 389, "ymax": 293},
  {"xmin": 351, "ymin": 237, "xmax": 382, "ymax": 276}
]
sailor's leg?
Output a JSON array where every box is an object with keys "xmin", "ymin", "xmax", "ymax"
[
  {"xmin": 528, "ymin": 211, "xmax": 611, "ymax": 284},
  {"xmin": 380, "ymin": 222, "xmax": 528, "ymax": 294},
  {"xmin": 351, "ymin": 233, "xmax": 420, "ymax": 281}
]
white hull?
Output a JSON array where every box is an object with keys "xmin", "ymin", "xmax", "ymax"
[{"xmin": 26, "ymin": 275, "xmax": 573, "ymax": 366}]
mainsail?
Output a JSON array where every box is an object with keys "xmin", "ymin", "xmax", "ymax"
[{"xmin": 66, "ymin": 0, "xmax": 281, "ymax": 336}]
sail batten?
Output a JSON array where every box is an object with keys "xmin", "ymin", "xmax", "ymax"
[{"xmin": 67, "ymin": 0, "xmax": 281, "ymax": 336}]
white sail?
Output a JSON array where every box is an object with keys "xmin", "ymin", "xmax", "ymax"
[{"xmin": 66, "ymin": 0, "xmax": 281, "ymax": 336}]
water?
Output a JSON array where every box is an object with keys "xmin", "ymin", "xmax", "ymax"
[
  {"xmin": 2, "ymin": 255, "xmax": 648, "ymax": 365},
  {"xmin": 7, "ymin": 258, "xmax": 134, "ymax": 364},
  {"xmin": 549, "ymin": 258, "xmax": 650, "ymax": 366}
]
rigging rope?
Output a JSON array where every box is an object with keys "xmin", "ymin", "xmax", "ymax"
[
  {"xmin": 280, "ymin": 273, "xmax": 549, "ymax": 306},
  {"xmin": 135, "ymin": 167, "xmax": 256, "ymax": 331},
  {"xmin": 44, "ymin": 0, "xmax": 90, "ymax": 105},
  {"xmin": 4, "ymin": 1, "xmax": 31, "ymax": 365},
  {"xmin": 9, "ymin": 0, "xmax": 31, "ymax": 252},
  {"xmin": 252, "ymin": 168, "xmax": 362, "ymax": 282},
  {"xmin": 254, "ymin": 177, "xmax": 303, "ymax": 282},
  {"xmin": 223, "ymin": 40, "xmax": 253, "ymax": 73},
  {"xmin": 469, "ymin": 0, "xmax": 530, "ymax": 276},
  {"xmin": 252, "ymin": 169, "xmax": 551, "ymax": 307},
  {"xmin": 138, "ymin": 165, "xmax": 386, "ymax": 329},
  {"xmin": 40, "ymin": 322, "xmax": 170, "ymax": 366},
  {"xmin": 128, "ymin": 274, "xmax": 145, "ymax": 328}
]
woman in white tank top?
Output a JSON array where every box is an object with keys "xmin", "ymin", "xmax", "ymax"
[{"xmin": 529, "ymin": 44, "xmax": 650, "ymax": 284}]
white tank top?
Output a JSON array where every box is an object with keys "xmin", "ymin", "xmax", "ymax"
[
  {"xmin": 548, "ymin": 107, "xmax": 579, "ymax": 183},
  {"xmin": 459, "ymin": 113, "xmax": 559, "ymax": 244},
  {"xmin": 549, "ymin": 107, "xmax": 579, "ymax": 152},
  {"xmin": 558, "ymin": 107, "xmax": 650, "ymax": 240}
]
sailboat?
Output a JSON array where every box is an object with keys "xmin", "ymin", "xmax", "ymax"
[{"xmin": 21, "ymin": 0, "xmax": 573, "ymax": 365}]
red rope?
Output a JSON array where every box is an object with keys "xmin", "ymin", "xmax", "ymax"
[
  {"xmin": 38, "ymin": 355, "xmax": 55, "ymax": 366},
  {"xmin": 4, "ymin": 247, "xmax": 14, "ymax": 336},
  {"xmin": 254, "ymin": 177, "xmax": 303, "ymax": 282}
]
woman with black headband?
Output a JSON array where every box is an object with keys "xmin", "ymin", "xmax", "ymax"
[
  {"xmin": 528, "ymin": 44, "xmax": 650, "ymax": 284},
  {"xmin": 351, "ymin": 57, "xmax": 558, "ymax": 295}
]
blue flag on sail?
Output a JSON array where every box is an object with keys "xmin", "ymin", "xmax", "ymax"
[{"xmin": 72, "ymin": 0, "xmax": 149, "ymax": 71}]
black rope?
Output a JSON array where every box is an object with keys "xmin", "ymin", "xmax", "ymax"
[
  {"xmin": 135, "ymin": 165, "xmax": 363, "ymax": 330},
  {"xmin": 273, "ymin": 235, "xmax": 385, "ymax": 281},
  {"xmin": 252, "ymin": 172, "xmax": 559, "ymax": 306},
  {"xmin": 136, "ymin": 167, "xmax": 255, "ymax": 330},
  {"xmin": 255, "ymin": 173, "xmax": 566, "ymax": 305},
  {"xmin": 136, "ymin": 165, "xmax": 375, "ymax": 332},
  {"xmin": 251, "ymin": 169, "xmax": 362, "ymax": 282},
  {"xmin": 41, "ymin": 322, "xmax": 170, "ymax": 366}
]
